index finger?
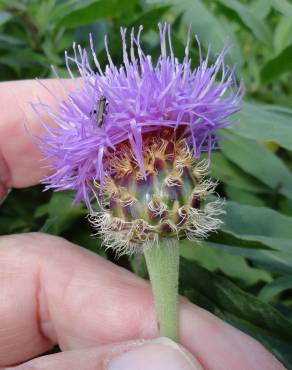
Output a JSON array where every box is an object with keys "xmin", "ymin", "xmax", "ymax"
[{"xmin": 0, "ymin": 79, "xmax": 70, "ymax": 191}]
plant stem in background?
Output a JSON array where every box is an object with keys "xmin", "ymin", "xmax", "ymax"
[{"xmin": 144, "ymin": 239, "xmax": 180, "ymax": 341}]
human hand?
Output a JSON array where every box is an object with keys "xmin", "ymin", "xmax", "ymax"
[{"xmin": 0, "ymin": 80, "xmax": 286, "ymax": 370}]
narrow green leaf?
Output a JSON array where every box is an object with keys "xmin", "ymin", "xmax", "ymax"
[
  {"xmin": 208, "ymin": 229, "xmax": 274, "ymax": 251},
  {"xmin": 223, "ymin": 201, "xmax": 292, "ymax": 240},
  {"xmin": 205, "ymin": 204, "xmax": 292, "ymax": 275},
  {"xmin": 273, "ymin": 0, "xmax": 292, "ymax": 17},
  {"xmin": 229, "ymin": 102, "xmax": 292, "ymax": 151},
  {"xmin": 210, "ymin": 152, "xmax": 267, "ymax": 194},
  {"xmin": 0, "ymin": 11, "xmax": 12, "ymax": 26},
  {"xmin": 259, "ymin": 276, "xmax": 292, "ymax": 302},
  {"xmin": 261, "ymin": 44, "xmax": 292, "ymax": 83},
  {"xmin": 180, "ymin": 258, "xmax": 292, "ymax": 343},
  {"xmin": 249, "ymin": 0, "xmax": 271, "ymax": 19},
  {"xmin": 33, "ymin": 203, "xmax": 49, "ymax": 219},
  {"xmin": 0, "ymin": 34, "xmax": 25, "ymax": 46},
  {"xmin": 222, "ymin": 201, "xmax": 292, "ymax": 253},
  {"xmin": 125, "ymin": 6, "xmax": 171, "ymax": 31},
  {"xmin": 50, "ymin": 0, "xmax": 79, "ymax": 21},
  {"xmin": 41, "ymin": 2, "xmax": 58, "ymax": 29},
  {"xmin": 264, "ymin": 104, "xmax": 292, "ymax": 116},
  {"xmin": 146, "ymin": 0, "xmax": 243, "ymax": 64},
  {"xmin": 225, "ymin": 185, "xmax": 267, "ymax": 206},
  {"xmin": 221, "ymin": 133, "xmax": 292, "ymax": 200},
  {"xmin": 48, "ymin": 191, "xmax": 74, "ymax": 217},
  {"xmin": 0, "ymin": 50, "xmax": 48, "ymax": 69},
  {"xmin": 274, "ymin": 16, "xmax": 292, "ymax": 54},
  {"xmin": 180, "ymin": 242, "xmax": 272, "ymax": 285},
  {"xmin": 217, "ymin": 0, "xmax": 271, "ymax": 45},
  {"xmin": 207, "ymin": 242, "xmax": 292, "ymax": 275},
  {"xmin": 42, "ymin": 192, "xmax": 87, "ymax": 235},
  {"xmin": 58, "ymin": 0, "xmax": 136, "ymax": 28}
]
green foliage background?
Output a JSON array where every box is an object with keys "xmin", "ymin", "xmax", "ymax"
[{"xmin": 1, "ymin": 0, "xmax": 292, "ymax": 367}]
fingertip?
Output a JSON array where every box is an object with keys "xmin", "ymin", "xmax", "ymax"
[
  {"xmin": 0, "ymin": 79, "xmax": 74, "ymax": 189},
  {"xmin": 107, "ymin": 338, "xmax": 203, "ymax": 370}
]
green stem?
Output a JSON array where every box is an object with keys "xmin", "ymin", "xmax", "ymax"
[{"xmin": 144, "ymin": 238, "xmax": 180, "ymax": 341}]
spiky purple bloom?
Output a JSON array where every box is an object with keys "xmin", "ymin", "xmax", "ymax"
[{"xmin": 37, "ymin": 24, "xmax": 243, "ymax": 209}]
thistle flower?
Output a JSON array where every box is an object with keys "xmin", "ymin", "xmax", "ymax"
[
  {"xmin": 36, "ymin": 23, "xmax": 243, "ymax": 341},
  {"xmin": 37, "ymin": 24, "xmax": 242, "ymax": 255}
]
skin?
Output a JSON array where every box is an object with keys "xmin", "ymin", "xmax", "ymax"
[{"xmin": 0, "ymin": 80, "xmax": 287, "ymax": 370}]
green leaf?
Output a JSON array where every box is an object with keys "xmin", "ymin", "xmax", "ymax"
[
  {"xmin": 209, "ymin": 229, "xmax": 274, "ymax": 250},
  {"xmin": 47, "ymin": 192, "xmax": 74, "ymax": 217},
  {"xmin": 249, "ymin": 0, "xmax": 272, "ymax": 19},
  {"xmin": 180, "ymin": 258, "xmax": 292, "ymax": 343},
  {"xmin": 42, "ymin": 39, "xmax": 63, "ymax": 64},
  {"xmin": 222, "ymin": 201, "xmax": 292, "ymax": 253},
  {"xmin": 0, "ymin": 11, "xmax": 12, "ymax": 26},
  {"xmin": 263, "ymin": 104, "xmax": 292, "ymax": 116},
  {"xmin": 58, "ymin": 0, "xmax": 136, "ymax": 28},
  {"xmin": 181, "ymin": 269, "xmax": 292, "ymax": 368},
  {"xmin": 225, "ymin": 185, "xmax": 267, "ymax": 206},
  {"xmin": 229, "ymin": 102, "xmax": 292, "ymax": 151},
  {"xmin": 273, "ymin": 0, "xmax": 292, "ymax": 17},
  {"xmin": 210, "ymin": 152, "xmax": 267, "ymax": 194},
  {"xmin": 207, "ymin": 202, "xmax": 292, "ymax": 275},
  {"xmin": 221, "ymin": 133, "xmax": 292, "ymax": 200},
  {"xmin": 209, "ymin": 218, "xmax": 292, "ymax": 274},
  {"xmin": 274, "ymin": 16, "xmax": 292, "ymax": 54},
  {"xmin": 146, "ymin": 0, "xmax": 243, "ymax": 64},
  {"xmin": 41, "ymin": 192, "xmax": 87, "ymax": 235},
  {"xmin": 217, "ymin": 0, "xmax": 271, "ymax": 45},
  {"xmin": 34, "ymin": 203, "xmax": 49, "ymax": 219},
  {"xmin": 180, "ymin": 242, "xmax": 272, "ymax": 285},
  {"xmin": 0, "ymin": 50, "xmax": 47, "ymax": 69},
  {"xmin": 208, "ymin": 242, "xmax": 292, "ymax": 275},
  {"xmin": 0, "ymin": 34, "xmax": 25, "ymax": 46},
  {"xmin": 261, "ymin": 44, "xmax": 292, "ymax": 83},
  {"xmin": 125, "ymin": 5, "xmax": 171, "ymax": 31},
  {"xmin": 34, "ymin": 0, "xmax": 57, "ymax": 29},
  {"xmin": 0, "ymin": 187, "xmax": 49, "ymax": 234},
  {"xmin": 223, "ymin": 201, "xmax": 292, "ymax": 240},
  {"xmin": 50, "ymin": 0, "xmax": 79, "ymax": 21},
  {"xmin": 259, "ymin": 276, "xmax": 292, "ymax": 303},
  {"xmin": 279, "ymin": 197, "xmax": 292, "ymax": 217}
]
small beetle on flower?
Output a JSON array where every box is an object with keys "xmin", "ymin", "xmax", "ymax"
[
  {"xmin": 36, "ymin": 23, "xmax": 243, "ymax": 341},
  {"xmin": 91, "ymin": 95, "xmax": 108, "ymax": 127}
]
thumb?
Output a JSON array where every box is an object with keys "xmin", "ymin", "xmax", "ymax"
[
  {"xmin": 108, "ymin": 338, "xmax": 203, "ymax": 370},
  {"xmin": 6, "ymin": 338, "xmax": 203, "ymax": 370}
]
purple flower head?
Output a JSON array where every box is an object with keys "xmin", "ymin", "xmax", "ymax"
[{"xmin": 36, "ymin": 24, "xmax": 243, "ymax": 209}]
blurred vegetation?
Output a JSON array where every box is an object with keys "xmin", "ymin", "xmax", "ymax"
[{"xmin": 1, "ymin": 0, "xmax": 292, "ymax": 367}]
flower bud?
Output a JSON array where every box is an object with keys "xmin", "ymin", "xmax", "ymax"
[{"xmin": 89, "ymin": 138, "xmax": 224, "ymax": 254}]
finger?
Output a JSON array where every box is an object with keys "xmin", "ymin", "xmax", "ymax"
[
  {"xmin": 0, "ymin": 79, "xmax": 72, "ymax": 190},
  {"xmin": 0, "ymin": 233, "xmax": 285, "ymax": 370},
  {"xmin": 5, "ymin": 338, "xmax": 203, "ymax": 370}
]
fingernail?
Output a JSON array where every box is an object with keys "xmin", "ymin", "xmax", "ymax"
[{"xmin": 107, "ymin": 337, "xmax": 203, "ymax": 370}]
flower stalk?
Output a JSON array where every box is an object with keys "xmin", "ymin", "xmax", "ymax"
[{"xmin": 144, "ymin": 238, "xmax": 180, "ymax": 341}]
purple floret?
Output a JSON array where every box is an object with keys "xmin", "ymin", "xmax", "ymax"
[{"xmin": 35, "ymin": 24, "xmax": 243, "ymax": 209}]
